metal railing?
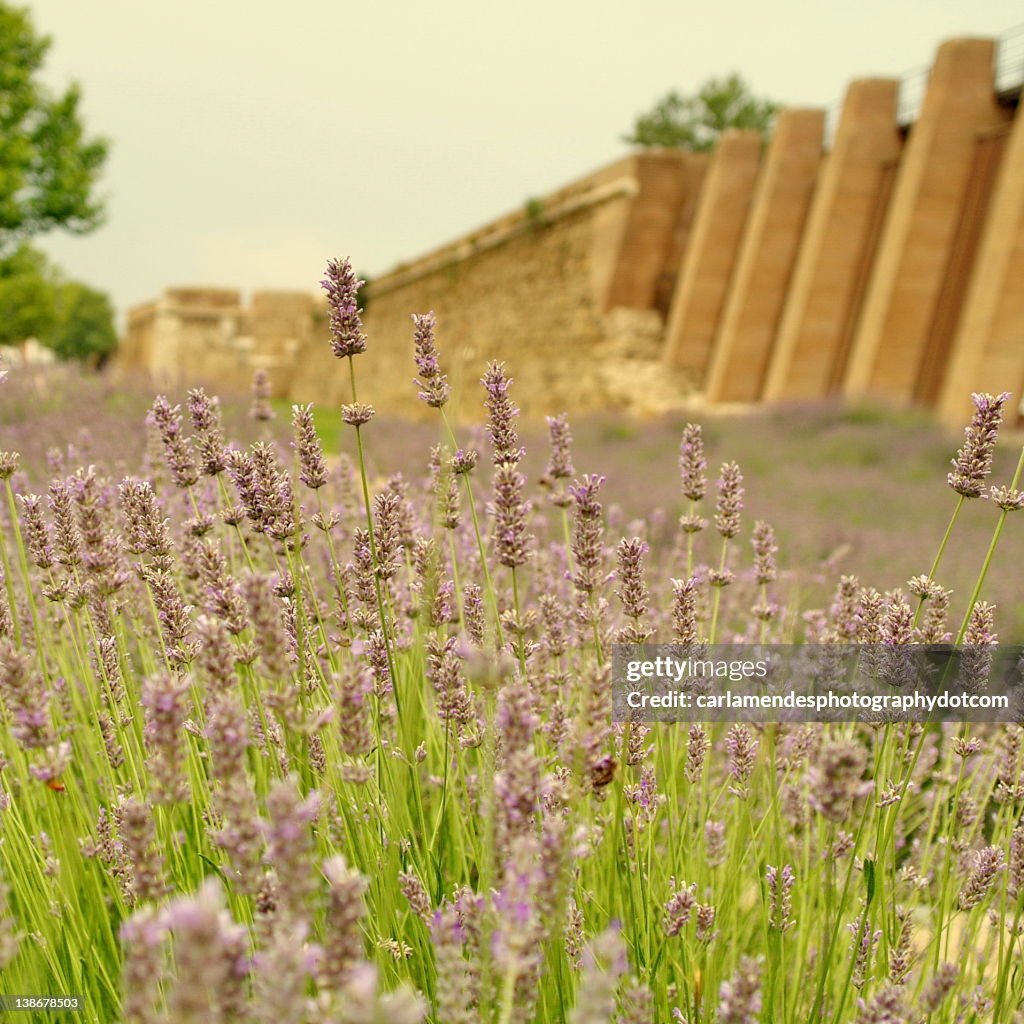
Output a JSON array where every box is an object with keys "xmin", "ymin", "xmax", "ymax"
[
  {"xmin": 824, "ymin": 22, "xmax": 1023, "ymax": 146},
  {"xmin": 994, "ymin": 22, "xmax": 1024, "ymax": 96}
]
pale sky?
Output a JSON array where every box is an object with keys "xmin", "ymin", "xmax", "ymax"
[{"xmin": 26, "ymin": 1, "xmax": 1024, "ymax": 325}]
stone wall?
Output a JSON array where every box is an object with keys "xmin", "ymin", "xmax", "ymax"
[
  {"xmin": 291, "ymin": 152, "xmax": 705, "ymax": 420},
  {"xmin": 117, "ymin": 33, "xmax": 1024, "ymax": 428},
  {"xmin": 118, "ymin": 288, "xmax": 321, "ymax": 398}
]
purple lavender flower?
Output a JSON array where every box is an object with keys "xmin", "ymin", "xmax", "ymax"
[
  {"xmin": 119, "ymin": 905, "xmax": 165, "ymax": 1024},
  {"xmin": 958, "ymin": 845, "xmax": 1005, "ymax": 910},
  {"xmin": 334, "ymin": 660, "xmax": 374, "ymax": 769},
  {"xmin": 17, "ymin": 494, "xmax": 54, "ymax": 570},
  {"xmin": 347, "ymin": 529, "xmax": 380, "ymax": 632},
  {"xmin": 250, "ymin": 367, "xmax": 275, "ymax": 421},
  {"xmin": 948, "ymin": 391, "xmax": 1011, "ymax": 498},
  {"xmin": 411, "ymin": 312, "xmax": 450, "ymax": 408},
  {"xmin": 205, "ymin": 691, "xmax": 264, "ymax": 893},
  {"xmin": 430, "ymin": 904, "xmax": 479, "ymax": 1024},
  {"xmin": 568, "ymin": 926, "xmax": 626, "ymax": 1024},
  {"xmin": 615, "ymin": 537, "xmax": 652, "ymax": 642},
  {"xmin": 195, "ymin": 542, "xmax": 250, "ymax": 637},
  {"xmin": 291, "ymin": 404, "xmax": 328, "ymax": 490},
  {"xmin": 664, "ymin": 879, "xmax": 697, "ymax": 936},
  {"xmin": 752, "ymin": 520, "xmax": 778, "ymax": 585},
  {"xmin": 766, "ymin": 864, "xmax": 794, "ymax": 932},
  {"xmin": 263, "ymin": 775, "xmax": 320, "ymax": 926},
  {"xmin": 994, "ymin": 726, "xmax": 1024, "ymax": 804},
  {"xmin": 463, "ymin": 582, "xmax": 486, "ymax": 647},
  {"xmin": 141, "ymin": 565, "xmax": 198, "ymax": 666},
  {"xmin": 919, "ymin": 963, "xmax": 958, "ymax": 1015},
  {"xmin": 718, "ymin": 956, "xmax": 762, "ymax": 1024},
  {"xmin": 429, "ymin": 446, "xmax": 460, "ymax": 529},
  {"xmin": 854, "ymin": 984, "xmax": 905, "ymax": 1024},
  {"xmin": 988, "ymin": 485, "xmax": 1024, "ymax": 511},
  {"xmin": 725, "ymin": 724, "xmax": 757, "ymax": 798},
  {"xmin": 342, "ymin": 402, "xmax": 375, "ymax": 427},
  {"xmin": 451, "ymin": 448, "xmax": 478, "ymax": 475},
  {"xmin": 250, "ymin": 442, "xmax": 296, "ymax": 542},
  {"xmin": 425, "ymin": 634, "xmax": 473, "ymax": 728},
  {"xmin": 372, "ymin": 491, "xmax": 402, "ymax": 579},
  {"xmin": 888, "ymin": 906, "xmax": 912, "ymax": 984},
  {"xmin": 493, "ymin": 679, "xmax": 542, "ymax": 853},
  {"xmin": 848, "ymin": 911, "xmax": 881, "ymax": 989},
  {"xmin": 685, "ymin": 724, "xmax": 708, "ymax": 783},
  {"xmin": 490, "ymin": 834, "xmax": 545, "ymax": 1017},
  {"xmin": 569, "ymin": 474, "xmax": 605, "ymax": 594},
  {"xmin": 488, "ymin": 462, "xmax": 532, "ymax": 569},
  {"xmin": 318, "ymin": 855, "xmax": 368, "ymax": 990},
  {"xmin": 481, "ymin": 362, "xmax": 523, "ymax": 466},
  {"xmin": 542, "ymin": 413, "xmax": 575, "ymax": 506},
  {"xmin": 679, "ymin": 423, "xmax": 707, "ymax": 503},
  {"xmin": 119, "ymin": 478, "xmax": 172, "ymax": 566},
  {"xmin": 671, "ymin": 577, "xmax": 699, "ymax": 643},
  {"xmin": 186, "ymin": 387, "xmax": 228, "ymax": 476},
  {"xmin": 147, "ymin": 396, "xmax": 199, "ymax": 489},
  {"xmin": 141, "ymin": 673, "xmax": 191, "ymax": 803},
  {"xmin": 856, "ymin": 587, "xmax": 885, "ymax": 643},
  {"xmin": 1, "ymin": 644, "xmax": 56, "ymax": 752},
  {"xmin": 808, "ymin": 739, "xmax": 870, "ymax": 822},
  {"xmin": 48, "ymin": 478, "xmax": 83, "ymax": 569},
  {"xmin": 161, "ymin": 879, "xmax": 250, "ymax": 1024},
  {"xmin": 117, "ymin": 797, "xmax": 167, "ymax": 904},
  {"xmin": 887, "ymin": 587, "xmax": 915, "ymax": 642},
  {"xmin": 321, "ymin": 258, "xmax": 367, "ymax": 358},
  {"xmin": 696, "ymin": 903, "xmax": 717, "ymax": 944},
  {"xmin": 1008, "ymin": 826, "xmax": 1023, "ymax": 899},
  {"xmin": 715, "ymin": 461, "xmax": 744, "ymax": 539}
]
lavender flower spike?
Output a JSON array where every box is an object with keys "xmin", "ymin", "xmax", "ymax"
[
  {"xmin": 412, "ymin": 312, "xmax": 450, "ymax": 407},
  {"xmin": 718, "ymin": 956, "xmax": 762, "ymax": 1024},
  {"xmin": 291, "ymin": 404, "xmax": 328, "ymax": 490},
  {"xmin": 715, "ymin": 461, "xmax": 744, "ymax": 539},
  {"xmin": 679, "ymin": 423, "xmax": 707, "ymax": 502},
  {"xmin": 568, "ymin": 926, "xmax": 626, "ymax": 1024},
  {"xmin": 948, "ymin": 391, "xmax": 1011, "ymax": 498},
  {"xmin": 250, "ymin": 368, "xmax": 275, "ymax": 421},
  {"xmin": 488, "ymin": 462, "xmax": 532, "ymax": 569},
  {"xmin": 482, "ymin": 361, "xmax": 523, "ymax": 466},
  {"xmin": 322, "ymin": 257, "xmax": 367, "ymax": 358}
]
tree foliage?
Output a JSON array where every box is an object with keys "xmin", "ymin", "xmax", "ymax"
[
  {"xmin": 0, "ymin": 2, "xmax": 109, "ymax": 256},
  {"xmin": 624, "ymin": 74, "xmax": 779, "ymax": 152},
  {"xmin": 0, "ymin": 244, "xmax": 117, "ymax": 362},
  {"xmin": 49, "ymin": 279, "xmax": 117, "ymax": 363}
]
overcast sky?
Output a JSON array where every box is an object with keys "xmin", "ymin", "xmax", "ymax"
[{"xmin": 26, "ymin": 1, "xmax": 1024, "ymax": 325}]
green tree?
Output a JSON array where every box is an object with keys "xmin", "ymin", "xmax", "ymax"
[
  {"xmin": 624, "ymin": 74, "xmax": 779, "ymax": 152},
  {"xmin": 50, "ymin": 279, "xmax": 117, "ymax": 363},
  {"xmin": 0, "ymin": 243, "xmax": 117, "ymax": 362},
  {"xmin": 0, "ymin": 2, "xmax": 109, "ymax": 257},
  {"xmin": 0, "ymin": 244, "xmax": 57, "ymax": 344}
]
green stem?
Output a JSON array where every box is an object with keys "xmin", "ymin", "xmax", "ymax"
[
  {"xmin": 709, "ymin": 537, "xmax": 729, "ymax": 643},
  {"xmin": 955, "ymin": 446, "xmax": 1024, "ymax": 643},
  {"xmin": 439, "ymin": 407, "xmax": 504, "ymax": 648}
]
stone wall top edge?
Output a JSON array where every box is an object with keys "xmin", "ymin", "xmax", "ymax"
[
  {"xmin": 163, "ymin": 286, "xmax": 241, "ymax": 307},
  {"xmin": 125, "ymin": 302, "xmax": 157, "ymax": 323},
  {"xmin": 363, "ymin": 153, "xmax": 658, "ymax": 299}
]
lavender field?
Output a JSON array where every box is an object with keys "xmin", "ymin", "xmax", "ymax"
[{"xmin": 1, "ymin": 260, "xmax": 1023, "ymax": 1023}]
